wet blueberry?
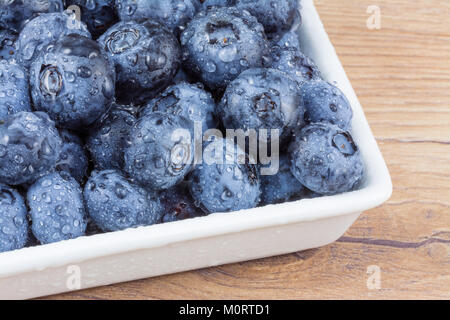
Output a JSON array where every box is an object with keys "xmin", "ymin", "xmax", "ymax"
[
  {"xmin": 302, "ymin": 80, "xmax": 353, "ymax": 130},
  {"xmin": 268, "ymin": 46, "xmax": 321, "ymax": 85},
  {"xmin": 115, "ymin": 0, "xmax": 198, "ymax": 36},
  {"xmin": 84, "ymin": 170, "xmax": 163, "ymax": 232},
  {"xmin": 28, "ymin": 172, "xmax": 87, "ymax": 244},
  {"xmin": 219, "ymin": 68, "xmax": 304, "ymax": 142},
  {"xmin": 0, "ymin": 112, "xmax": 62, "ymax": 186},
  {"xmin": 86, "ymin": 104, "xmax": 136, "ymax": 170},
  {"xmin": 17, "ymin": 11, "xmax": 91, "ymax": 69},
  {"xmin": 181, "ymin": 6, "xmax": 270, "ymax": 91},
  {"xmin": 0, "ymin": 60, "xmax": 32, "ymax": 120},
  {"xmin": 0, "ymin": 184, "xmax": 28, "ymax": 253},
  {"xmin": 29, "ymin": 34, "xmax": 115, "ymax": 129},
  {"xmin": 56, "ymin": 130, "xmax": 89, "ymax": 183},
  {"xmin": 289, "ymin": 123, "xmax": 364, "ymax": 195},
  {"xmin": 235, "ymin": 0, "xmax": 301, "ymax": 37},
  {"xmin": 140, "ymin": 82, "xmax": 217, "ymax": 132},
  {"xmin": 188, "ymin": 138, "xmax": 261, "ymax": 213},
  {"xmin": 125, "ymin": 112, "xmax": 195, "ymax": 190},
  {"xmin": 98, "ymin": 20, "xmax": 181, "ymax": 105},
  {"xmin": 260, "ymin": 154, "xmax": 306, "ymax": 205}
]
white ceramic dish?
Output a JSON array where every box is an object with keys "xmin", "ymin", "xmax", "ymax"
[{"xmin": 0, "ymin": 0, "xmax": 392, "ymax": 299}]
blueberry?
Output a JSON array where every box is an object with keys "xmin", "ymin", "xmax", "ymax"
[
  {"xmin": 180, "ymin": 6, "xmax": 270, "ymax": 91},
  {"xmin": 198, "ymin": 0, "xmax": 236, "ymax": 10},
  {"xmin": 235, "ymin": 0, "xmax": 301, "ymax": 37},
  {"xmin": 219, "ymin": 68, "xmax": 304, "ymax": 142},
  {"xmin": 0, "ymin": 28, "xmax": 18, "ymax": 61},
  {"xmin": 0, "ymin": 184, "xmax": 28, "ymax": 253},
  {"xmin": 86, "ymin": 105, "xmax": 136, "ymax": 171},
  {"xmin": 65, "ymin": 0, "xmax": 119, "ymax": 39},
  {"xmin": 0, "ymin": 0, "xmax": 63, "ymax": 33},
  {"xmin": 0, "ymin": 112, "xmax": 62, "ymax": 186},
  {"xmin": 271, "ymin": 31, "xmax": 301, "ymax": 50},
  {"xmin": 30, "ymin": 34, "xmax": 115, "ymax": 130},
  {"xmin": 268, "ymin": 46, "xmax": 321, "ymax": 85},
  {"xmin": 0, "ymin": 60, "xmax": 32, "ymax": 120},
  {"xmin": 84, "ymin": 170, "xmax": 162, "ymax": 232},
  {"xmin": 56, "ymin": 130, "xmax": 89, "ymax": 183},
  {"xmin": 260, "ymin": 154, "xmax": 306, "ymax": 205},
  {"xmin": 302, "ymin": 80, "xmax": 353, "ymax": 130},
  {"xmin": 189, "ymin": 138, "xmax": 261, "ymax": 213},
  {"xmin": 289, "ymin": 123, "xmax": 364, "ymax": 195},
  {"xmin": 115, "ymin": 0, "xmax": 198, "ymax": 36},
  {"xmin": 98, "ymin": 20, "xmax": 181, "ymax": 105},
  {"xmin": 159, "ymin": 183, "xmax": 205, "ymax": 223},
  {"xmin": 17, "ymin": 12, "xmax": 91, "ymax": 69},
  {"xmin": 124, "ymin": 112, "xmax": 195, "ymax": 190},
  {"xmin": 141, "ymin": 82, "xmax": 217, "ymax": 132},
  {"xmin": 28, "ymin": 172, "xmax": 87, "ymax": 244}
]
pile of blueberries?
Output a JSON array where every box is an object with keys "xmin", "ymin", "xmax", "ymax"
[{"xmin": 0, "ymin": 0, "xmax": 364, "ymax": 253}]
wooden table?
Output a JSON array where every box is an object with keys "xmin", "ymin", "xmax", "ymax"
[{"xmin": 47, "ymin": 0, "xmax": 450, "ymax": 300}]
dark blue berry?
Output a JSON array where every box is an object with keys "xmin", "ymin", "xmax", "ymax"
[
  {"xmin": 235, "ymin": 0, "xmax": 301, "ymax": 37},
  {"xmin": 289, "ymin": 123, "xmax": 364, "ymax": 195},
  {"xmin": 0, "ymin": 60, "xmax": 32, "ymax": 120},
  {"xmin": 124, "ymin": 112, "xmax": 195, "ymax": 190},
  {"xmin": 56, "ymin": 130, "xmax": 89, "ymax": 183},
  {"xmin": 189, "ymin": 138, "xmax": 261, "ymax": 213},
  {"xmin": 180, "ymin": 6, "xmax": 270, "ymax": 91},
  {"xmin": 302, "ymin": 80, "xmax": 353, "ymax": 130},
  {"xmin": 86, "ymin": 105, "xmax": 136, "ymax": 171},
  {"xmin": 84, "ymin": 170, "xmax": 162, "ymax": 232},
  {"xmin": 28, "ymin": 172, "xmax": 87, "ymax": 244},
  {"xmin": 269, "ymin": 46, "xmax": 321, "ymax": 85},
  {"xmin": 98, "ymin": 20, "xmax": 181, "ymax": 105},
  {"xmin": 219, "ymin": 68, "xmax": 304, "ymax": 142},
  {"xmin": 260, "ymin": 154, "xmax": 306, "ymax": 205},
  {"xmin": 115, "ymin": 0, "xmax": 198, "ymax": 36},
  {"xmin": 17, "ymin": 12, "xmax": 91, "ymax": 69},
  {"xmin": 0, "ymin": 184, "xmax": 28, "ymax": 252},
  {"xmin": 30, "ymin": 34, "xmax": 115, "ymax": 129},
  {"xmin": 0, "ymin": 112, "xmax": 62, "ymax": 186},
  {"xmin": 141, "ymin": 82, "xmax": 217, "ymax": 132}
]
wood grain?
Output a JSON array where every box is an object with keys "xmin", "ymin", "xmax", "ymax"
[{"xmin": 44, "ymin": 0, "xmax": 450, "ymax": 300}]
